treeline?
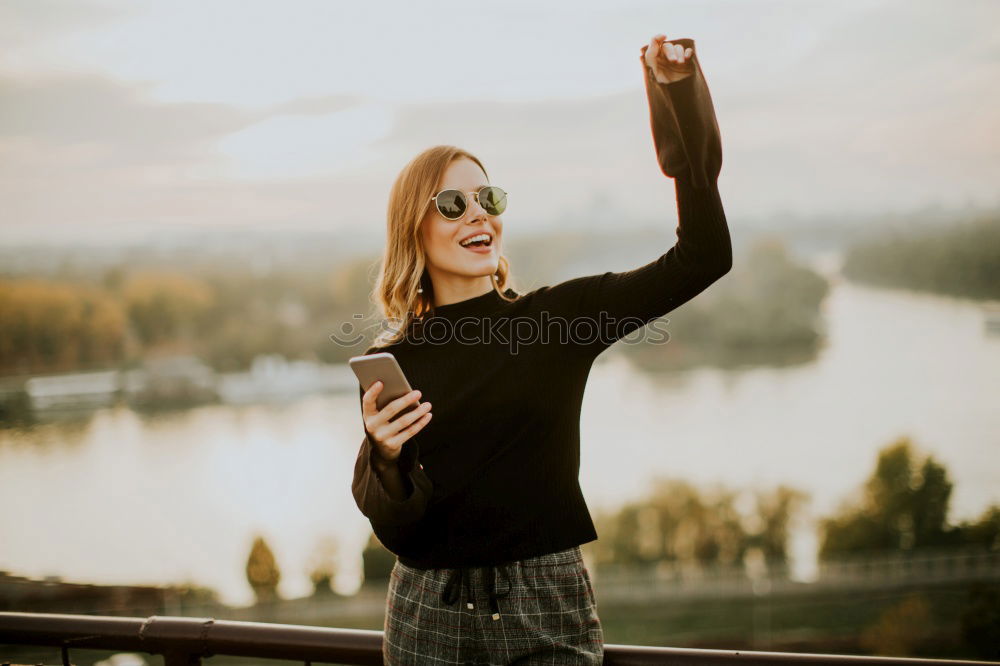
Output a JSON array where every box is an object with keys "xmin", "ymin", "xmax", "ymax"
[
  {"xmin": 0, "ymin": 280, "xmax": 129, "ymax": 375},
  {"xmin": 1, "ymin": 236, "xmax": 831, "ymax": 377},
  {"xmin": 0, "ymin": 261, "xmax": 377, "ymax": 376},
  {"xmin": 587, "ymin": 436, "xmax": 997, "ymax": 570},
  {"xmin": 821, "ymin": 436, "xmax": 999, "ymax": 558},
  {"xmin": 620, "ymin": 237, "xmax": 830, "ymax": 368},
  {"xmin": 591, "ymin": 481, "xmax": 807, "ymax": 572},
  {"xmin": 842, "ymin": 213, "xmax": 1000, "ymax": 300}
]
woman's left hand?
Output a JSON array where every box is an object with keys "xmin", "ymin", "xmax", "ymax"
[{"xmin": 644, "ymin": 34, "xmax": 694, "ymax": 85}]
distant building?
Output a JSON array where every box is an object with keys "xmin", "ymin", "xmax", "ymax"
[
  {"xmin": 122, "ymin": 354, "xmax": 218, "ymax": 408},
  {"xmin": 25, "ymin": 370, "xmax": 120, "ymax": 411},
  {"xmin": 216, "ymin": 354, "xmax": 356, "ymax": 405}
]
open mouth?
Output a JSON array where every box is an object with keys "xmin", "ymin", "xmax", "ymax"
[{"xmin": 459, "ymin": 233, "xmax": 493, "ymax": 249}]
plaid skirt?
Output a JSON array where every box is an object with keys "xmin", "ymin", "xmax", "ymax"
[{"xmin": 382, "ymin": 545, "xmax": 604, "ymax": 665}]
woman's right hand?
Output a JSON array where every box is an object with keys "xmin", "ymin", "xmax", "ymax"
[{"xmin": 361, "ymin": 381, "xmax": 433, "ymax": 467}]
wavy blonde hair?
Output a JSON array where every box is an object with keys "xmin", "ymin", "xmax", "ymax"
[{"xmin": 370, "ymin": 145, "xmax": 518, "ymax": 348}]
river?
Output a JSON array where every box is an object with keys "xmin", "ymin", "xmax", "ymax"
[{"xmin": 2, "ymin": 269, "xmax": 998, "ymax": 607}]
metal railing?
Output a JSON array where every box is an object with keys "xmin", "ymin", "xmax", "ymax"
[{"xmin": 1, "ymin": 612, "xmax": 996, "ymax": 666}]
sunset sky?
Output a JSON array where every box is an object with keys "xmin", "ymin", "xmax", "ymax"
[{"xmin": 2, "ymin": 0, "xmax": 998, "ymax": 244}]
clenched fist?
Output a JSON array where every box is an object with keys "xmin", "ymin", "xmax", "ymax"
[{"xmin": 643, "ymin": 34, "xmax": 694, "ymax": 85}]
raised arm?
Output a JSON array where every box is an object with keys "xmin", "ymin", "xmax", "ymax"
[
  {"xmin": 641, "ymin": 36, "xmax": 723, "ymax": 187},
  {"xmin": 532, "ymin": 36, "xmax": 732, "ymax": 358}
]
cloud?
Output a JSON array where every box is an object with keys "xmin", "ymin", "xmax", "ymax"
[
  {"xmin": 0, "ymin": 72, "xmax": 289, "ymax": 233},
  {"xmin": 0, "ymin": 72, "xmax": 251, "ymax": 166},
  {"xmin": 0, "ymin": 64, "xmax": 664, "ymax": 238},
  {"xmin": 0, "ymin": 0, "xmax": 130, "ymax": 51},
  {"xmin": 2, "ymin": 0, "xmax": 999, "ymax": 242},
  {"xmin": 217, "ymin": 101, "xmax": 395, "ymax": 181}
]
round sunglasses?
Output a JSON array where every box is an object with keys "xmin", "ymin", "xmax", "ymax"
[{"xmin": 430, "ymin": 185, "xmax": 508, "ymax": 221}]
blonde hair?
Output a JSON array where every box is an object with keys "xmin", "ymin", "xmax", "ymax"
[{"xmin": 370, "ymin": 145, "xmax": 517, "ymax": 348}]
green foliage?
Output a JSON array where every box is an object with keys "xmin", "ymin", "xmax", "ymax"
[
  {"xmin": 619, "ymin": 236, "xmax": 829, "ymax": 369},
  {"xmin": 748, "ymin": 485, "xmax": 810, "ymax": 566},
  {"xmin": 955, "ymin": 505, "xmax": 1000, "ymax": 549},
  {"xmin": 821, "ymin": 437, "xmax": 951, "ymax": 555},
  {"xmin": 699, "ymin": 237, "xmax": 830, "ymax": 349},
  {"xmin": 843, "ymin": 214, "xmax": 1000, "ymax": 299},
  {"xmin": 592, "ymin": 478, "xmax": 808, "ymax": 571},
  {"xmin": 820, "ymin": 436, "xmax": 1000, "ymax": 558},
  {"xmin": 122, "ymin": 271, "xmax": 215, "ymax": 346},
  {"xmin": 1, "ymin": 234, "xmax": 831, "ymax": 376}
]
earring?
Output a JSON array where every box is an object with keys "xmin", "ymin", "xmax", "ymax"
[{"xmin": 417, "ymin": 286, "xmax": 423, "ymax": 293}]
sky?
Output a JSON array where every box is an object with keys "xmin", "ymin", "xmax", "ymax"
[{"xmin": 1, "ymin": 0, "xmax": 998, "ymax": 244}]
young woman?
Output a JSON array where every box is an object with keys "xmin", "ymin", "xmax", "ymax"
[{"xmin": 351, "ymin": 33, "xmax": 731, "ymax": 665}]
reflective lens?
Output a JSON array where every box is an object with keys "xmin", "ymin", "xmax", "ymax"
[
  {"xmin": 434, "ymin": 186, "xmax": 508, "ymax": 220},
  {"xmin": 434, "ymin": 190, "xmax": 467, "ymax": 220},
  {"xmin": 479, "ymin": 186, "xmax": 507, "ymax": 216}
]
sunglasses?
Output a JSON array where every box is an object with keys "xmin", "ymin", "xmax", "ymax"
[{"xmin": 430, "ymin": 186, "xmax": 508, "ymax": 221}]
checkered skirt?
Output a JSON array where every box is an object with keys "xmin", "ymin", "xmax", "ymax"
[{"xmin": 382, "ymin": 545, "xmax": 604, "ymax": 665}]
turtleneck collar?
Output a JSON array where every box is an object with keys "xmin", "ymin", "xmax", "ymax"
[{"xmin": 426, "ymin": 287, "xmax": 516, "ymax": 320}]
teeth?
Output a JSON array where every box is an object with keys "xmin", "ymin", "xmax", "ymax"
[{"xmin": 460, "ymin": 234, "xmax": 491, "ymax": 247}]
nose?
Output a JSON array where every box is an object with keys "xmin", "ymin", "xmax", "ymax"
[{"xmin": 465, "ymin": 195, "xmax": 488, "ymax": 222}]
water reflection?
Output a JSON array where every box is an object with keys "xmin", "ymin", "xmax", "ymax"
[{"xmin": 1, "ymin": 279, "xmax": 998, "ymax": 609}]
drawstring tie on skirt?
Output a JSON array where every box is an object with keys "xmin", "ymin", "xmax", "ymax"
[{"xmin": 441, "ymin": 564, "xmax": 512, "ymax": 620}]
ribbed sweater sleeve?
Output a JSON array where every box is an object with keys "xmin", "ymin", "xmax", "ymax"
[
  {"xmin": 533, "ymin": 37, "xmax": 732, "ymax": 358},
  {"xmin": 351, "ymin": 382, "xmax": 434, "ymax": 527},
  {"xmin": 639, "ymin": 37, "xmax": 723, "ymax": 187}
]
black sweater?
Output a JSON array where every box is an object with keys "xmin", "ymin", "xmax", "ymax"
[{"xmin": 351, "ymin": 38, "xmax": 731, "ymax": 569}]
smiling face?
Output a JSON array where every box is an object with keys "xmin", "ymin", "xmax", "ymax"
[{"xmin": 420, "ymin": 157, "xmax": 503, "ymax": 289}]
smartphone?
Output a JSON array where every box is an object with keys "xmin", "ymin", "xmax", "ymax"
[{"xmin": 349, "ymin": 352, "xmax": 418, "ymax": 416}]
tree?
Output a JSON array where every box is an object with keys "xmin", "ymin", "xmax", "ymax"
[
  {"xmin": 593, "ymin": 479, "xmax": 751, "ymax": 568},
  {"xmin": 751, "ymin": 485, "xmax": 810, "ymax": 569},
  {"xmin": 820, "ymin": 437, "xmax": 954, "ymax": 557},
  {"xmin": 843, "ymin": 213, "xmax": 1000, "ymax": 300},
  {"xmin": 122, "ymin": 271, "xmax": 214, "ymax": 347},
  {"xmin": 592, "ymin": 478, "xmax": 809, "ymax": 571},
  {"xmin": 0, "ymin": 279, "xmax": 127, "ymax": 374},
  {"xmin": 245, "ymin": 535, "xmax": 281, "ymax": 604},
  {"xmin": 955, "ymin": 505, "xmax": 1000, "ymax": 549}
]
